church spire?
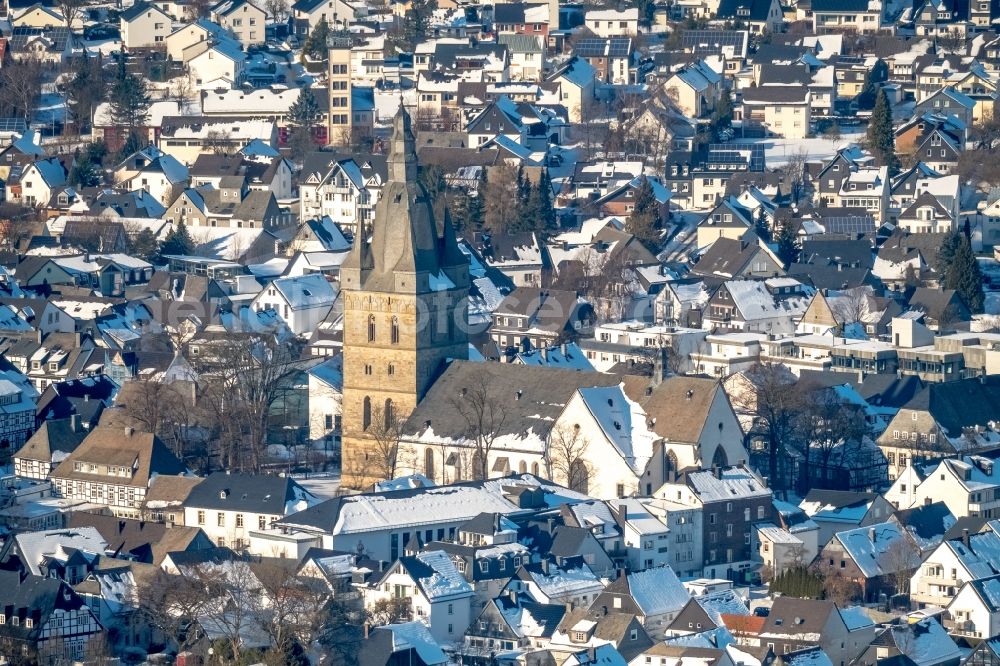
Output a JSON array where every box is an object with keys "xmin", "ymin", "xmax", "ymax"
[{"xmin": 389, "ymin": 105, "xmax": 418, "ymax": 183}]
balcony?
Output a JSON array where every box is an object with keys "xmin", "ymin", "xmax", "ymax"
[{"xmin": 942, "ymin": 618, "xmax": 980, "ymax": 638}]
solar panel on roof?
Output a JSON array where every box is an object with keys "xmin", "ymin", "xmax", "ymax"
[
  {"xmin": 0, "ymin": 119, "xmax": 26, "ymax": 133},
  {"xmin": 819, "ymin": 216, "xmax": 876, "ymax": 234}
]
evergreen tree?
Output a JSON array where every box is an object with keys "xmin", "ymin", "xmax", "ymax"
[
  {"xmin": 304, "ymin": 19, "xmax": 331, "ymax": 62},
  {"xmin": 866, "ymin": 88, "xmax": 899, "ymax": 174},
  {"xmin": 69, "ymin": 152, "xmax": 99, "ymax": 187},
  {"xmin": 625, "ymin": 176, "xmax": 660, "ymax": 250},
  {"xmin": 129, "ymin": 228, "xmax": 160, "ymax": 261},
  {"xmin": 535, "ymin": 168, "xmax": 555, "ymax": 229},
  {"xmin": 775, "ymin": 218, "xmax": 800, "ymax": 266},
  {"xmin": 753, "ymin": 209, "xmax": 771, "ymax": 243},
  {"xmin": 936, "ymin": 230, "xmax": 960, "ymax": 279},
  {"xmin": 945, "ymin": 232, "xmax": 986, "ymax": 313},
  {"xmin": 856, "ymin": 69, "xmax": 878, "ymax": 111},
  {"xmin": 119, "ymin": 132, "xmax": 143, "ymax": 160},
  {"xmin": 286, "ymin": 86, "xmax": 322, "ymax": 159},
  {"xmin": 466, "ymin": 168, "xmax": 486, "ymax": 232},
  {"xmin": 108, "ymin": 50, "xmax": 151, "ymax": 137},
  {"xmin": 288, "ymin": 86, "xmax": 321, "ymax": 128},
  {"xmin": 711, "ymin": 88, "xmax": 733, "ymax": 139},
  {"xmin": 401, "ymin": 0, "xmax": 437, "ymax": 50},
  {"xmin": 159, "ymin": 221, "xmax": 195, "ymax": 258}
]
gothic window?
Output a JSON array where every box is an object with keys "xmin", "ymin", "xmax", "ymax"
[
  {"xmin": 518, "ymin": 461, "xmax": 527, "ymax": 474},
  {"xmin": 363, "ymin": 397, "xmax": 372, "ymax": 430},
  {"xmin": 712, "ymin": 446, "xmax": 728, "ymax": 468},
  {"xmin": 384, "ymin": 399, "xmax": 394, "ymax": 426},
  {"xmin": 368, "ymin": 315, "xmax": 376, "ymax": 342},
  {"xmin": 391, "ymin": 316, "xmax": 399, "ymax": 344},
  {"xmin": 425, "ymin": 448, "xmax": 435, "ymax": 479}
]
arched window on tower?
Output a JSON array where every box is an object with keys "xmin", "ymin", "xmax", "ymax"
[
  {"xmin": 363, "ymin": 397, "xmax": 372, "ymax": 430},
  {"xmin": 384, "ymin": 399, "xmax": 394, "ymax": 427},
  {"xmin": 425, "ymin": 448, "xmax": 435, "ymax": 480},
  {"xmin": 391, "ymin": 316, "xmax": 399, "ymax": 344},
  {"xmin": 368, "ymin": 315, "xmax": 376, "ymax": 342}
]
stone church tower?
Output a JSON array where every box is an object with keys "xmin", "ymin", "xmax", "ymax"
[{"xmin": 339, "ymin": 107, "xmax": 469, "ymax": 488}]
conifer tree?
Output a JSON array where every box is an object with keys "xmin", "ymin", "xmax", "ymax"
[
  {"xmin": 286, "ymin": 86, "xmax": 322, "ymax": 159},
  {"xmin": 775, "ymin": 218, "xmax": 800, "ymax": 266},
  {"xmin": 625, "ymin": 176, "xmax": 660, "ymax": 250},
  {"xmin": 945, "ymin": 232, "xmax": 985, "ymax": 313},
  {"xmin": 303, "ymin": 19, "xmax": 330, "ymax": 62},
  {"xmin": 159, "ymin": 221, "xmax": 195, "ymax": 258},
  {"xmin": 936, "ymin": 230, "xmax": 960, "ymax": 279},
  {"xmin": 866, "ymin": 88, "xmax": 899, "ymax": 175},
  {"xmin": 108, "ymin": 49, "xmax": 151, "ymax": 137}
]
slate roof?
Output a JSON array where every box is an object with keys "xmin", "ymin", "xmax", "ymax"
[
  {"xmin": 716, "ymin": 0, "xmax": 774, "ymax": 21},
  {"xmin": 184, "ymin": 471, "xmax": 315, "ymax": 514},
  {"xmin": 13, "ymin": 417, "xmax": 86, "ymax": 464},
  {"xmin": 902, "ymin": 377, "xmax": 1000, "ymax": 437}
]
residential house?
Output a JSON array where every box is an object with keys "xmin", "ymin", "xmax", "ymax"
[
  {"xmin": 665, "ymin": 61, "xmax": 723, "ymax": 118},
  {"xmin": 877, "ymin": 380, "xmax": 1000, "ymax": 481},
  {"xmin": 817, "ymin": 522, "xmax": 921, "ymax": 601},
  {"xmin": 584, "ymin": 7, "xmax": 639, "ymax": 36},
  {"xmin": 120, "ymin": 2, "xmax": 172, "ymax": 47},
  {"xmin": 12, "ymin": 416, "xmax": 87, "ymax": 480},
  {"xmin": 209, "ymin": 0, "xmax": 265, "ymax": 47},
  {"xmin": 910, "ymin": 520, "xmax": 1000, "ymax": 608},
  {"xmin": 756, "ymin": 597, "xmax": 877, "ymax": 666},
  {"xmin": 491, "ymin": 287, "xmax": 592, "ymax": 352},
  {"xmin": 18, "ymin": 157, "xmax": 67, "ymax": 208},
  {"xmin": 654, "ymin": 464, "xmax": 774, "ymax": 582},
  {"xmin": 947, "ymin": 574, "xmax": 1000, "ymax": 640},
  {"xmin": 0, "ymin": 570, "xmax": 104, "ymax": 664},
  {"xmin": 365, "ymin": 550, "xmax": 475, "ymax": 643},
  {"xmin": 183, "ymin": 471, "xmax": 318, "ymax": 551},
  {"xmin": 49, "ymin": 425, "xmax": 188, "ymax": 519},
  {"xmin": 741, "ymin": 86, "xmax": 812, "ymax": 139},
  {"xmin": 715, "ymin": 0, "xmax": 783, "ymax": 33},
  {"xmin": 811, "ymin": 0, "xmax": 883, "ymax": 33},
  {"xmin": 799, "ymin": 490, "xmax": 896, "ymax": 547},
  {"xmin": 250, "ymin": 274, "xmax": 338, "ymax": 336},
  {"xmin": 574, "ymin": 36, "xmax": 634, "ymax": 85},
  {"xmin": 586, "ymin": 567, "xmax": 690, "ymax": 639}
]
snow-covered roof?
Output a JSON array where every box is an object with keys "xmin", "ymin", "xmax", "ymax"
[
  {"xmin": 628, "ymin": 566, "xmax": 689, "ymax": 616},
  {"xmin": 576, "ymin": 384, "xmax": 658, "ymax": 475},
  {"xmin": 835, "ymin": 521, "xmax": 919, "ymax": 578}
]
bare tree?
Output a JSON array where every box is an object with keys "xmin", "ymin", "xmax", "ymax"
[
  {"xmin": 0, "ymin": 58, "xmax": 44, "ymax": 121},
  {"xmin": 367, "ymin": 403, "xmax": 407, "ymax": 483},
  {"xmin": 450, "ymin": 373, "xmax": 509, "ymax": 481},
  {"xmin": 203, "ymin": 129, "xmax": 235, "ymax": 155},
  {"xmin": 878, "ymin": 536, "xmax": 920, "ymax": 596},
  {"xmin": 781, "ymin": 147, "xmax": 809, "ymax": 205},
  {"xmin": 798, "ymin": 387, "xmax": 870, "ymax": 490},
  {"xmin": 264, "ymin": 0, "xmax": 288, "ymax": 20},
  {"xmin": 193, "ymin": 335, "xmax": 302, "ymax": 472},
  {"xmin": 483, "ymin": 162, "xmax": 521, "ymax": 234},
  {"xmin": 727, "ymin": 363, "xmax": 808, "ymax": 491},
  {"xmin": 546, "ymin": 424, "xmax": 594, "ymax": 493},
  {"xmin": 366, "ymin": 598, "xmax": 411, "ymax": 626},
  {"xmin": 118, "ymin": 377, "xmax": 204, "ymax": 465},
  {"xmin": 55, "ymin": 0, "xmax": 84, "ymax": 31},
  {"xmin": 830, "ymin": 287, "xmax": 871, "ymax": 328}
]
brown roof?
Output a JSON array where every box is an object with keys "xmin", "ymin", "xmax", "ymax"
[
  {"xmin": 143, "ymin": 474, "xmax": 203, "ymax": 507},
  {"xmin": 50, "ymin": 426, "xmax": 186, "ymax": 488},
  {"xmin": 67, "ymin": 513, "xmax": 207, "ymax": 565},
  {"xmin": 623, "ymin": 375, "xmax": 725, "ymax": 444},
  {"xmin": 761, "ymin": 597, "xmax": 838, "ymax": 637}
]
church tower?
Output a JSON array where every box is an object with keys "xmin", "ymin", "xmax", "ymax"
[{"xmin": 339, "ymin": 107, "xmax": 470, "ymax": 488}]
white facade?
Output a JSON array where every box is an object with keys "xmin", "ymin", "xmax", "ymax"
[{"xmin": 121, "ymin": 5, "xmax": 172, "ymax": 47}]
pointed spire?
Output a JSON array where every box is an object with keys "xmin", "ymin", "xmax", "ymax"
[{"xmin": 389, "ymin": 105, "xmax": 418, "ymax": 183}]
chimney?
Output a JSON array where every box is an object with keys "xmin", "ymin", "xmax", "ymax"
[
  {"xmin": 540, "ymin": 346, "xmax": 548, "ymax": 361},
  {"xmin": 124, "ymin": 426, "xmax": 134, "ymax": 437},
  {"xmin": 70, "ymin": 414, "xmax": 81, "ymax": 433},
  {"xmin": 713, "ymin": 464, "xmax": 721, "ymax": 479},
  {"xmin": 560, "ymin": 342, "xmax": 568, "ymax": 356},
  {"xmin": 363, "ymin": 621, "xmax": 370, "ymax": 639},
  {"xmin": 540, "ymin": 558, "xmax": 549, "ymax": 574},
  {"xmin": 868, "ymin": 527, "xmax": 875, "ymax": 542},
  {"xmin": 963, "ymin": 528, "xmax": 970, "ymax": 547},
  {"xmin": 924, "ymin": 497, "xmax": 931, "ymax": 506}
]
